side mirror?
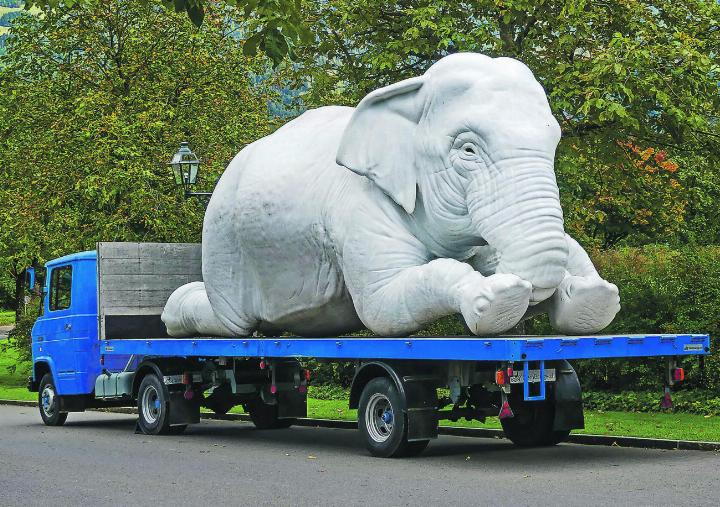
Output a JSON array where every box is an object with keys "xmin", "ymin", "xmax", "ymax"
[{"xmin": 25, "ymin": 268, "xmax": 36, "ymax": 292}]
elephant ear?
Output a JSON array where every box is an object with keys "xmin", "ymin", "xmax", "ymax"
[{"xmin": 336, "ymin": 76, "xmax": 425, "ymax": 214}]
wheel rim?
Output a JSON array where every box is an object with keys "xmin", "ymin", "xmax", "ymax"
[
  {"xmin": 141, "ymin": 385, "xmax": 161, "ymax": 425},
  {"xmin": 41, "ymin": 385, "xmax": 56, "ymax": 418},
  {"xmin": 365, "ymin": 393, "xmax": 394, "ymax": 443}
]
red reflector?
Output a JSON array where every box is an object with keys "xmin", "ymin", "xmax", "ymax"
[
  {"xmin": 499, "ymin": 400, "xmax": 514, "ymax": 419},
  {"xmin": 661, "ymin": 389, "xmax": 673, "ymax": 409},
  {"xmin": 495, "ymin": 370, "xmax": 506, "ymax": 385},
  {"xmin": 259, "ymin": 360, "xmax": 266, "ymax": 370},
  {"xmin": 303, "ymin": 369, "xmax": 311, "ymax": 381},
  {"xmin": 270, "ymin": 384, "xmax": 277, "ymax": 394},
  {"xmin": 672, "ymin": 368, "xmax": 685, "ymax": 382}
]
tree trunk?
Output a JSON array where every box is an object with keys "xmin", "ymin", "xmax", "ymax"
[{"xmin": 14, "ymin": 268, "xmax": 24, "ymax": 322}]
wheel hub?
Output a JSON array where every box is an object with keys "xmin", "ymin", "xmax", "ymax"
[
  {"xmin": 365, "ymin": 393, "xmax": 394, "ymax": 443},
  {"xmin": 41, "ymin": 386, "xmax": 56, "ymax": 416},
  {"xmin": 141, "ymin": 385, "xmax": 161, "ymax": 424}
]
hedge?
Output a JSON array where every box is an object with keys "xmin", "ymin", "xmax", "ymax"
[{"xmin": 582, "ymin": 390, "xmax": 720, "ymax": 416}]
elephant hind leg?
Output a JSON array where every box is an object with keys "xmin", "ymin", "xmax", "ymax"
[{"xmin": 162, "ymin": 281, "xmax": 254, "ymax": 337}]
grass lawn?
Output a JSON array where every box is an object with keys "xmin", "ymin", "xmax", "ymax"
[
  {"xmin": 0, "ymin": 343, "xmax": 33, "ymax": 401},
  {"xmin": 0, "ymin": 310, "xmax": 15, "ymax": 326},
  {"xmin": 2, "ymin": 345, "xmax": 719, "ymax": 441}
]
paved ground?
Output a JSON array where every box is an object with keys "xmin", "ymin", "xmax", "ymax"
[
  {"xmin": 0, "ymin": 325, "xmax": 13, "ymax": 339},
  {"xmin": 1, "ymin": 405, "xmax": 719, "ymax": 506}
]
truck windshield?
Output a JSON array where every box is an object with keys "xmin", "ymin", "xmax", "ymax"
[{"xmin": 49, "ymin": 265, "xmax": 72, "ymax": 311}]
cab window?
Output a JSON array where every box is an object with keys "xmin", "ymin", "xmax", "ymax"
[{"xmin": 49, "ymin": 265, "xmax": 72, "ymax": 311}]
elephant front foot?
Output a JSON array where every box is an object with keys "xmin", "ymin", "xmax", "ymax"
[
  {"xmin": 458, "ymin": 273, "xmax": 532, "ymax": 335},
  {"xmin": 548, "ymin": 275, "xmax": 620, "ymax": 334}
]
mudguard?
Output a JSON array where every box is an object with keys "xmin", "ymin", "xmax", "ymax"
[
  {"xmin": 350, "ymin": 361, "xmax": 441, "ymax": 441},
  {"xmin": 552, "ymin": 360, "xmax": 585, "ymax": 431}
]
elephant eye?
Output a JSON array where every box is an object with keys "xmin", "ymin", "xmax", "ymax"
[{"xmin": 459, "ymin": 142, "xmax": 480, "ymax": 160}]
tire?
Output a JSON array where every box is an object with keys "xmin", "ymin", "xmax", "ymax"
[
  {"xmin": 246, "ymin": 400, "xmax": 295, "ymax": 429},
  {"xmin": 358, "ymin": 377, "xmax": 429, "ymax": 458},
  {"xmin": 500, "ymin": 397, "xmax": 570, "ymax": 447},
  {"xmin": 137, "ymin": 374, "xmax": 176, "ymax": 435},
  {"xmin": 38, "ymin": 373, "xmax": 68, "ymax": 427},
  {"xmin": 204, "ymin": 384, "xmax": 236, "ymax": 416}
]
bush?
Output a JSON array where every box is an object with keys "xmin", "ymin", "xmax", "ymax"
[
  {"xmin": 308, "ymin": 385, "xmax": 350, "ymax": 400},
  {"xmin": 568, "ymin": 246, "xmax": 720, "ymax": 392},
  {"xmin": 583, "ymin": 390, "xmax": 720, "ymax": 416}
]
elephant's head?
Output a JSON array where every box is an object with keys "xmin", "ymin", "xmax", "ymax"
[{"xmin": 336, "ymin": 53, "xmax": 569, "ymax": 296}]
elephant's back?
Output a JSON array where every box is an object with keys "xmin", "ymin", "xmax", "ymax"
[
  {"xmin": 224, "ymin": 105, "xmax": 354, "ymax": 204},
  {"xmin": 201, "ymin": 106, "xmax": 362, "ymax": 333}
]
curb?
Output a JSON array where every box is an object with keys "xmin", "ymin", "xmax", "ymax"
[{"xmin": 3, "ymin": 399, "xmax": 719, "ymax": 452}]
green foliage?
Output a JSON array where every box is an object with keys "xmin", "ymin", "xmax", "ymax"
[
  {"xmin": 583, "ymin": 390, "xmax": 720, "ymax": 417},
  {"xmin": 287, "ymin": 0, "xmax": 720, "ymax": 248},
  {"xmin": 303, "ymin": 360, "xmax": 355, "ymax": 387},
  {"xmin": 0, "ymin": 10, "xmax": 22, "ymax": 26},
  {"xmin": 307, "ymin": 384, "xmax": 350, "ymax": 400},
  {"xmin": 0, "ymin": 310, "xmax": 14, "ymax": 326},
  {"xmin": 0, "ymin": 302, "xmax": 38, "ymax": 372},
  {"xmin": 0, "ymin": 0, "xmax": 278, "ymax": 281},
  {"xmin": 24, "ymin": 0, "xmax": 309, "ymax": 65}
]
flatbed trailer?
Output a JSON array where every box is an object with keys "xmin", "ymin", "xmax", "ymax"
[{"xmin": 27, "ymin": 243, "xmax": 711, "ymax": 457}]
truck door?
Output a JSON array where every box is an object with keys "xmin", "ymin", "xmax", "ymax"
[{"xmin": 38, "ymin": 264, "xmax": 78, "ymax": 393}]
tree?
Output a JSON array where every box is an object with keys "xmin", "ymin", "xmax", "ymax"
[
  {"xmin": 0, "ymin": 0, "xmax": 279, "ymax": 318},
  {"xmin": 286, "ymin": 0, "xmax": 720, "ymax": 247},
  {"xmin": 24, "ymin": 0, "xmax": 312, "ymax": 65}
]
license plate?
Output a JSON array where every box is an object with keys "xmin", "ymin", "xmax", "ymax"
[{"xmin": 509, "ymin": 368, "xmax": 556, "ymax": 384}]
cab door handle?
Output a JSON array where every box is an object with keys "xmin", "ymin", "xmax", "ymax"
[{"xmin": 64, "ymin": 323, "xmax": 72, "ymax": 331}]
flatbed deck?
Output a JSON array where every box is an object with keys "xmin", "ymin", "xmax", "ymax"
[{"xmin": 102, "ymin": 333, "xmax": 710, "ymax": 361}]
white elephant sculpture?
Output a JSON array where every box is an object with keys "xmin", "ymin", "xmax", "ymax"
[{"xmin": 162, "ymin": 52, "xmax": 620, "ymax": 338}]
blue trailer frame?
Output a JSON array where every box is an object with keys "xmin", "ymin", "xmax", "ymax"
[{"xmin": 101, "ymin": 333, "xmax": 710, "ymax": 362}]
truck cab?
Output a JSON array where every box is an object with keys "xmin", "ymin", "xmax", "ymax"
[{"xmin": 30, "ymin": 251, "xmax": 102, "ymax": 396}]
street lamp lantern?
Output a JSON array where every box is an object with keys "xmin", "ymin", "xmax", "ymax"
[
  {"xmin": 169, "ymin": 141, "xmax": 200, "ymax": 188},
  {"xmin": 169, "ymin": 142, "xmax": 211, "ymax": 200}
]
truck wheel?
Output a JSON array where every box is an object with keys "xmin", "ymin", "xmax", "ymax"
[
  {"xmin": 358, "ymin": 377, "xmax": 429, "ymax": 458},
  {"xmin": 137, "ymin": 374, "xmax": 184, "ymax": 435},
  {"xmin": 246, "ymin": 400, "xmax": 295, "ymax": 429},
  {"xmin": 204, "ymin": 383, "xmax": 236, "ymax": 415},
  {"xmin": 38, "ymin": 373, "xmax": 68, "ymax": 426},
  {"xmin": 500, "ymin": 398, "xmax": 570, "ymax": 447}
]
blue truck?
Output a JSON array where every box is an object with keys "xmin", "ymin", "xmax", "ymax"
[{"xmin": 26, "ymin": 242, "xmax": 710, "ymax": 457}]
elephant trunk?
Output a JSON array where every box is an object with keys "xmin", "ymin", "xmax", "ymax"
[{"xmin": 468, "ymin": 162, "xmax": 569, "ymax": 292}]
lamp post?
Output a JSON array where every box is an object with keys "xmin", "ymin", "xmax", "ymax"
[{"xmin": 169, "ymin": 142, "xmax": 212, "ymax": 200}]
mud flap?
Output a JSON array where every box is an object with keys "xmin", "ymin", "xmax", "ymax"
[
  {"xmin": 277, "ymin": 389, "xmax": 307, "ymax": 419},
  {"xmin": 404, "ymin": 379, "xmax": 440, "ymax": 441},
  {"xmin": 553, "ymin": 360, "xmax": 585, "ymax": 431},
  {"xmin": 168, "ymin": 391, "xmax": 201, "ymax": 426}
]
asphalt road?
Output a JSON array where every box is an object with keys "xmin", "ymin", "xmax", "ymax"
[{"xmin": 1, "ymin": 405, "xmax": 719, "ymax": 506}]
